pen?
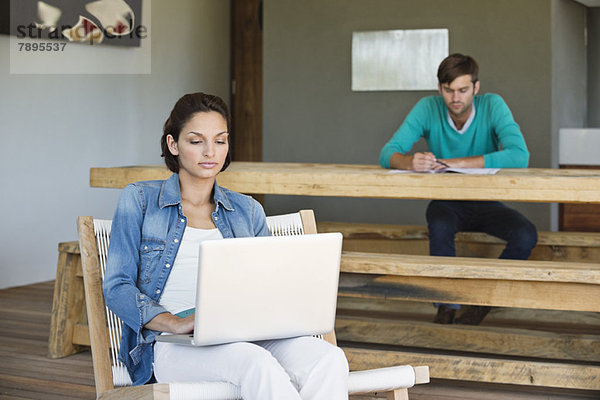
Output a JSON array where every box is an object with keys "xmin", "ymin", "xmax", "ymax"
[{"xmin": 436, "ymin": 160, "xmax": 450, "ymax": 168}]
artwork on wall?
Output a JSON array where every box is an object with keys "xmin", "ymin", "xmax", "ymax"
[
  {"xmin": 0, "ymin": 0, "xmax": 143, "ymax": 47},
  {"xmin": 352, "ymin": 29, "xmax": 449, "ymax": 91}
]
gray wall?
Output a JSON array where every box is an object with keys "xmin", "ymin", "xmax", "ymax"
[
  {"xmin": 589, "ymin": 7, "xmax": 600, "ymax": 127},
  {"xmin": 551, "ymin": 0, "xmax": 588, "ymax": 167},
  {"xmin": 263, "ymin": 0, "xmax": 553, "ymax": 229},
  {"xmin": 550, "ymin": 0, "xmax": 588, "ymax": 230},
  {"xmin": 0, "ymin": 0, "xmax": 230, "ymax": 289}
]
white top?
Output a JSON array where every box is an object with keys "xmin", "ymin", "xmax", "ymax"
[
  {"xmin": 159, "ymin": 226, "xmax": 223, "ymax": 314},
  {"xmin": 447, "ymin": 103, "xmax": 476, "ymax": 134}
]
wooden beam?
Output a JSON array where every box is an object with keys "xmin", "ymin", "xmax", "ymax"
[
  {"xmin": 90, "ymin": 165, "xmax": 171, "ymax": 188},
  {"xmin": 386, "ymin": 389, "xmax": 408, "ymax": 400},
  {"xmin": 89, "ymin": 163, "xmax": 600, "ymax": 204},
  {"xmin": 339, "ymin": 274, "xmax": 600, "ymax": 312},
  {"xmin": 231, "ymin": 0, "xmax": 262, "ymax": 162},
  {"xmin": 413, "ymin": 366, "xmax": 430, "ymax": 384},
  {"xmin": 58, "ymin": 241, "xmax": 81, "ymax": 253},
  {"xmin": 335, "ymin": 316, "xmax": 600, "ymax": 361},
  {"xmin": 98, "ymin": 384, "xmax": 170, "ymax": 400},
  {"xmin": 342, "ymin": 347, "xmax": 600, "ymax": 390},
  {"xmin": 317, "ymin": 221, "xmax": 600, "ymax": 247},
  {"xmin": 318, "ymin": 222, "xmax": 600, "ymax": 262},
  {"xmin": 48, "ymin": 246, "xmax": 86, "ymax": 359},
  {"xmin": 230, "ymin": 2, "xmax": 263, "ymax": 213},
  {"xmin": 336, "ymin": 297, "xmax": 600, "ymax": 333},
  {"xmin": 71, "ymin": 323, "xmax": 90, "ymax": 347},
  {"xmin": 339, "ymin": 252, "xmax": 600, "ymax": 284},
  {"xmin": 78, "ymin": 216, "xmax": 114, "ymax": 395}
]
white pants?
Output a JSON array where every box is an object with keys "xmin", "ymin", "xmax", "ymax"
[{"xmin": 153, "ymin": 336, "xmax": 349, "ymax": 400}]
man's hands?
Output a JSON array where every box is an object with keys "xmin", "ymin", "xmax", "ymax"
[
  {"xmin": 389, "ymin": 152, "xmax": 485, "ymax": 171},
  {"xmin": 411, "ymin": 152, "xmax": 447, "ymax": 171},
  {"xmin": 389, "ymin": 152, "xmax": 448, "ymax": 171}
]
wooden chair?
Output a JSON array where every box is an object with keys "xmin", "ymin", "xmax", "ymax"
[{"xmin": 77, "ymin": 210, "xmax": 429, "ymax": 399}]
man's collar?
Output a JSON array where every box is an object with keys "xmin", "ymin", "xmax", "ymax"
[{"xmin": 447, "ymin": 103, "xmax": 476, "ymax": 134}]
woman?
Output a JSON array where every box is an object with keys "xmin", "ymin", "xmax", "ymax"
[{"xmin": 103, "ymin": 92, "xmax": 349, "ymax": 399}]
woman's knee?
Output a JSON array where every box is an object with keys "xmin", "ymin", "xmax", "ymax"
[
  {"xmin": 308, "ymin": 343, "xmax": 348, "ymax": 379},
  {"xmin": 327, "ymin": 346, "xmax": 349, "ymax": 375},
  {"xmin": 296, "ymin": 344, "xmax": 348, "ymax": 399}
]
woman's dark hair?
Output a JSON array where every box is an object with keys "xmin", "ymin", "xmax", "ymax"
[
  {"xmin": 437, "ymin": 53, "xmax": 479, "ymax": 85},
  {"xmin": 161, "ymin": 92, "xmax": 231, "ymax": 173}
]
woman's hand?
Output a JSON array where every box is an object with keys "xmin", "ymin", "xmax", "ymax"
[{"xmin": 144, "ymin": 312, "xmax": 195, "ymax": 334}]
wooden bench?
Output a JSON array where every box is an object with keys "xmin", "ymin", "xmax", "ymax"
[
  {"xmin": 317, "ymin": 221, "xmax": 600, "ymax": 262},
  {"xmin": 48, "ymin": 242, "xmax": 89, "ymax": 358},
  {"xmin": 336, "ymin": 252, "xmax": 600, "ymax": 390},
  {"xmin": 314, "ymin": 222, "xmax": 600, "ymax": 390},
  {"xmin": 48, "ymin": 226, "xmax": 600, "ymax": 391}
]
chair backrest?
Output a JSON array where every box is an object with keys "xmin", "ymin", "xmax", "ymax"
[
  {"xmin": 77, "ymin": 209, "xmax": 334, "ymax": 396},
  {"xmin": 78, "ymin": 216, "xmax": 119, "ymax": 395}
]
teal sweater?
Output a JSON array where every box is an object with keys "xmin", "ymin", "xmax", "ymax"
[{"xmin": 379, "ymin": 93, "xmax": 529, "ymax": 169}]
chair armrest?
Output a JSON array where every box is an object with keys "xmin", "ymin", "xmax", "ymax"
[
  {"xmin": 169, "ymin": 382, "xmax": 241, "ymax": 399},
  {"xmin": 348, "ymin": 365, "xmax": 428, "ymax": 395}
]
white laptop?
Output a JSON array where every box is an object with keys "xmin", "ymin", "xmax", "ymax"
[{"xmin": 155, "ymin": 232, "xmax": 343, "ymax": 346}]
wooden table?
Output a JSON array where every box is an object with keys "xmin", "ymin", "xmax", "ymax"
[
  {"xmin": 53, "ymin": 162, "xmax": 600, "ymax": 391},
  {"xmin": 89, "ymin": 162, "xmax": 600, "ymax": 203}
]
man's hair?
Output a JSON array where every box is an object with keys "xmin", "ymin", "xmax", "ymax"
[
  {"xmin": 437, "ymin": 53, "xmax": 479, "ymax": 85},
  {"xmin": 161, "ymin": 92, "xmax": 231, "ymax": 173}
]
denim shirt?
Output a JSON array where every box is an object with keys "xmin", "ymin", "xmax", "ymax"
[{"xmin": 103, "ymin": 173, "xmax": 270, "ymax": 386}]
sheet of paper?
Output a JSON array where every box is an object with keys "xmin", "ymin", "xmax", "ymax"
[{"xmin": 388, "ymin": 168, "xmax": 500, "ymax": 175}]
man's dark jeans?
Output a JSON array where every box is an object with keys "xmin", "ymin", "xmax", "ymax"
[{"xmin": 427, "ymin": 200, "xmax": 538, "ymax": 310}]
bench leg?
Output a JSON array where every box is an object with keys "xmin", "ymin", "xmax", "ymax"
[
  {"xmin": 48, "ymin": 243, "xmax": 87, "ymax": 358},
  {"xmin": 386, "ymin": 388, "xmax": 409, "ymax": 400}
]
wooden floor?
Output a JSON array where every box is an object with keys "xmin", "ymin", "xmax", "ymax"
[
  {"xmin": 1, "ymin": 281, "xmax": 95, "ymax": 399},
  {"xmin": 1, "ymin": 281, "xmax": 598, "ymax": 400}
]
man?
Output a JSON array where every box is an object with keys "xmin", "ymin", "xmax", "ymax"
[{"xmin": 379, "ymin": 53, "xmax": 538, "ymax": 325}]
